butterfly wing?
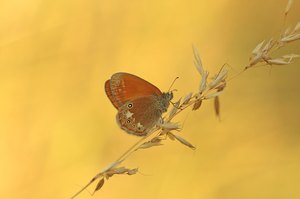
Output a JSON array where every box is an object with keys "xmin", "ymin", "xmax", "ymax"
[
  {"xmin": 105, "ymin": 72, "xmax": 162, "ymax": 109},
  {"xmin": 105, "ymin": 80, "xmax": 120, "ymax": 109},
  {"xmin": 116, "ymin": 96, "xmax": 162, "ymax": 136}
]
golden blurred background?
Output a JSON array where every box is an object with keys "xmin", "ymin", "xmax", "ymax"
[{"xmin": 1, "ymin": 0, "xmax": 300, "ymax": 198}]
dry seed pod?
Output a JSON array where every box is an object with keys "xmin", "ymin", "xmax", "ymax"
[
  {"xmin": 214, "ymin": 96, "xmax": 220, "ymax": 118},
  {"xmin": 94, "ymin": 178, "xmax": 105, "ymax": 192},
  {"xmin": 192, "ymin": 99, "xmax": 202, "ymax": 110}
]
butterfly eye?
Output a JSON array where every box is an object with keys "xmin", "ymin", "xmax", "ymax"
[
  {"xmin": 127, "ymin": 103, "xmax": 133, "ymax": 109},
  {"xmin": 127, "ymin": 119, "xmax": 131, "ymax": 123}
]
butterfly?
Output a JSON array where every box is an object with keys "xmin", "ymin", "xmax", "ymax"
[{"xmin": 105, "ymin": 72, "xmax": 173, "ymax": 136}]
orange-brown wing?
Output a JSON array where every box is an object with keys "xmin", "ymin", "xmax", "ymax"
[
  {"xmin": 105, "ymin": 72, "xmax": 162, "ymax": 109},
  {"xmin": 105, "ymin": 80, "xmax": 120, "ymax": 109}
]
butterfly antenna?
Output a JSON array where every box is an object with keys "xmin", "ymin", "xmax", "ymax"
[{"xmin": 168, "ymin": 77, "xmax": 179, "ymax": 92}]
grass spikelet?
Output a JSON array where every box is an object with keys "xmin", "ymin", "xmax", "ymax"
[
  {"xmin": 167, "ymin": 98, "xmax": 181, "ymax": 121},
  {"xmin": 160, "ymin": 122, "xmax": 181, "ymax": 131},
  {"xmin": 267, "ymin": 58, "xmax": 290, "ymax": 65},
  {"xmin": 285, "ymin": 0, "xmax": 293, "ymax": 16},
  {"xmin": 182, "ymin": 92, "xmax": 193, "ymax": 105},
  {"xmin": 193, "ymin": 45, "xmax": 209, "ymax": 94},
  {"xmin": 247, "ymin": 20, "xmax": 300, "ymax": 69},
  {"xmin": 168, "ymin": 132, "xmax": 196, "ymax": 150},
  {"xmin": 138, "ymin": 137, "xmax": 163, "ymax": 149}
]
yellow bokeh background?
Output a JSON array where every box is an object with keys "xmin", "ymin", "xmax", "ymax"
[{"xmin": 1, "ymin": 0, "xmax": 300, "ymax": 198}]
